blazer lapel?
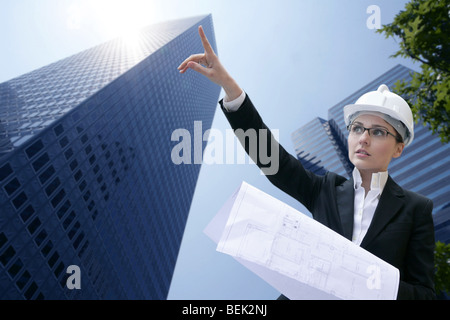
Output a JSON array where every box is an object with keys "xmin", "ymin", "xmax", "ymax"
[
  {"xmin": 336, "ymin": 178, "xmax": 355, "ymax": 241},
  {"xmin": 360, "ymin": 176, "xmax": 405, "ymax": 248}
]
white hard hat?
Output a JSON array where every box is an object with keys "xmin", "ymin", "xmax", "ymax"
[{"xmin": 343, "ymin": 84, "xmax": 414, "ymax": 146}]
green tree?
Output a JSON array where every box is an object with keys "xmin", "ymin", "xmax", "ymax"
[
  {"xmin": 434, "ymin": 241, "xmax": 450, "ymax": 297},
  {"xmin": 378, "ymin": 0, "xmax": 450, "ymax": 143}
]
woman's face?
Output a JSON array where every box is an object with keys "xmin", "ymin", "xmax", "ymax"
[{"xmin": 348, "ymin": 114, "xmax": 405, "ymax": 174}]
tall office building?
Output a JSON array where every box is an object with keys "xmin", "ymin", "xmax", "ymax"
[
  {"xmin": 291, "ymin": 64, "xmax": 450, "ymax": 243},
  {"xmin": 0, "ymin": 15, "xmax": 221, "ymax": 299}
]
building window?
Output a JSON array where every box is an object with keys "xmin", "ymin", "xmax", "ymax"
[
  {"xmin": 51, "ymin": 189, "xmax": 66, "ymax": 208},
  {"xmin": 12, "ymin": 192, "xmax": 28, "ymax": 209},
  {"xmin": 59, "ymin": 136, "xmax": 69, "ymax": 148},
  {"xmin": 45, "ymin": 177, "xmax": 61, "ymax": 197},
  {"xmin": 19, "ymin": 205, "xmax": 35, "ymax": 223},
  {"xmin": 73, "ymin": 232, "xmax": 84, "ymax": 250},
  {"xmin": 0, "ymin": 163, "xmax": 13, "ymax": 182},
  {"xmin": 0, "ymin": 232, "xmax": 7, "ymax": 249},
  {"xmin": 7, "ymin": 258, "xmax": 24, "ymax": 278},
  {"xmin": 69, "ymin": 159, "xmax": 78, "ymax": 171},
  {"xmin": 79, "ymin": 180, "xmax": 87, "ymax": 192},
  {"xmin": 4, "ymin": 178, "xmax": 21, "ymax": 195},
  {"xmin": 85, "ymin": 144, "xmax": 92, "ymax": 155},
  {"xmin": 63, "ymin": 211, "xmax": 76, "ymax": 230},
  {"xmin": 32, "ymin": 153, "xmax": 50, "ymax": 172},
  {"xmin": 39, "ymin": 166, "xmax": 56, "ymax": 185},
  {"xmin": 64, "ymin": 148, "xmax": 74, "ymax": 160},
  {"xmin": 47, "ymin": 251, "xmax": 59, "ymax": 268},
  {"xmin": 78, "ymin": 240, "xmax": 89, "ymax": 258},
  {"xmin": 16, "ymin": 270, "xmax": 31, "ymax": 290},
  {"xmin": 54, "ymin": 261, "xmax": 65, "ymax": 278},
  {"xmin": 34, "ymin": 229, "xmax": 48, "ymax": 247},
  {"xmin": 27, "ymin": 217, "xmax": 41, "ymax": 235},
  {"xmin": 25, "ymin": 140, "xmax": 44, "ymax": 159},
  {"xmin": 54, "ymin": 124, "xmax": 64, "ymax": 136},
  {"xmin": 68, "ymin": 222, "xmax": 80, "ymax": 240},
  {"xmin": 83, "ymin": 191, "xmax": 91, "ymax": 202},
  {"xmin": 87, "ymin": 200, "xmax": 95, "ymax": 212},
  {"xmin": 24, "ymin": 281, "xmax": 38, "ymax": 299},
  {"xmin": 74, "ymin": 170, "xmax": 82, "ymax": 181},
  {"xmin": 56, "ymin": 200, "xmax": 71, "ymax": 219},
  {"xmin": 0, "ymin": 245, "xmax": 16, "ymax": 266},
  {"xmin": 41, "ymin": 240, "xmax": 53, "ymax": 257}
]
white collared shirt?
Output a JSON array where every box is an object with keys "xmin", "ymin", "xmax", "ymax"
[{"xmin": 352, "ymin": 168, "xmax": 389, "ymax": 246}]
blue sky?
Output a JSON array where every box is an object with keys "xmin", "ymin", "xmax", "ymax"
[{"xmin": 1, "ymin": 0, "xmax": 419, "ymax": 300}]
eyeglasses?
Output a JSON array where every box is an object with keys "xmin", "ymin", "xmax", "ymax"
[{"xmin": 347, "ymin": 123, "xmax": 400, "ymax": 141}]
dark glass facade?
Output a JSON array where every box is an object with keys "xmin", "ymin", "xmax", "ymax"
[
  {"xmin": 292, "ymin": 118, "xmax": 350, "ymax": 178},
  {"xmin": 0, "ymin": 15, "xmax": 221, "ymax": 299},
  {"xmin": 291, "ymin": 64, "xmax": 450, "ymax": 243}
]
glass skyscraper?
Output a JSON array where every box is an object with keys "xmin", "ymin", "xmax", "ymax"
[
  {"xmin": 291, "ymin": 64, "xmax": 450, "ymax": 244},
  {"xmin": 0, "ymin": 15, "xmax": 221, "ymax": 299}
]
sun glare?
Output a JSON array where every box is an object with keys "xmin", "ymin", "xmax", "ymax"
[
  {"xmin": 69, "ymin": 0, "xmax": 160, "ymax": 39},
  {"xmin": 91, "ymin": 0, "xmax": 148, "ymax": 37}
]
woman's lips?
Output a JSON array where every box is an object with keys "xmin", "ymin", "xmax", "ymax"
[{"xmin": 356, "ymin": 149, "xmax": 371, "ymax": 157}]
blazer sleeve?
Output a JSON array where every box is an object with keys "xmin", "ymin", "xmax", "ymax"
[
  {"xmin": 397, "ymin": 197, "xmax": 436, "ymax": 300},
  {"xmin": 219, "ymin": 94, "xmax": 323, "ymax": 212}
]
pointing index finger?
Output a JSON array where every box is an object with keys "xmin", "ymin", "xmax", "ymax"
[{"xmin": 198, "ymin": 25, "xmax": 214, "ymax": 55}]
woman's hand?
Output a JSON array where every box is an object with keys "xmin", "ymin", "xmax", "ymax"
[{"xmin": 178, "ymin": 26, "xmax": 243, "ymax": 101}]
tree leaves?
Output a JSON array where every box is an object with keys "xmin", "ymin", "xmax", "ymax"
[
  {"xmin": 434, "ymin": 241, "xmax": 450, "ymax": 296},
  {"xmin": 378, "ymin": 0, "xmax": 450, "ymax": 143}
]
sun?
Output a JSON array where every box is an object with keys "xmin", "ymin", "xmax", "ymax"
[
  {"xmin": 91, "ymin": 0, "xmax": 144, "ymax": 37},
  {"xmin": 82, "ymin": 0, "xmax": 159, "ymax": 39}
]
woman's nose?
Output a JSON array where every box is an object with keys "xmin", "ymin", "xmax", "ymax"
[{"xmin": 359, "ymin": 130, "xmax": 371, "ymax": 144}]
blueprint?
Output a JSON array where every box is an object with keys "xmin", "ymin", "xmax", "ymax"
[{"xmin": 204, "ymin": 181, "xmax": 400, "ymax": 300}]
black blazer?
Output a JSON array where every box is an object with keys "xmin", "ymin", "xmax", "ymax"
[{"xmin": 220, "ymin": 94, "xmax": 436, "ymax": 300}]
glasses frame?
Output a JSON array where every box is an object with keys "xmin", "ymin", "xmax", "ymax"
[{"xmin": 347, "ymin": 123, "xmax": 402, "ymax": 142}]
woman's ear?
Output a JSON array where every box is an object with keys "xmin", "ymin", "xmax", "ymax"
[{"xmin": 393, "ymin": 142, "xmax": 405, "ymax": 159}]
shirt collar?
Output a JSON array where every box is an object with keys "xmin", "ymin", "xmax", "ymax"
[{"xmin": 352, "ymin": 168, "xmax": 389, "ymax": 193}]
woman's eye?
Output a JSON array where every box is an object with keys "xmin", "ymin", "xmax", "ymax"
[
  {"xmin": 353, "ymin": 126, "xmax": 364, "ymax": 133},
  {"xmin": 372, "ymin": 129, "xmax": 386, "ymax": 136}
]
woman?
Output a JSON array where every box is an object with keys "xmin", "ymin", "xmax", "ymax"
[{"xmin": 178, "ymin": 26, "xmax": 435, "ymax": 300}]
